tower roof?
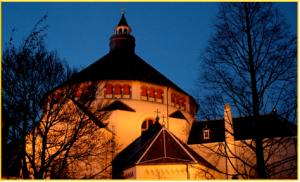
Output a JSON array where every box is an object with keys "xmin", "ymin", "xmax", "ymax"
[{"xmin": 118, "ymin": 13, "xmax": 129, "ymax": 26}]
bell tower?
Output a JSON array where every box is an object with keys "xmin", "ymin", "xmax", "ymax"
[{"xmin": 109, "ymin": 8, "xmax": 136, "ymax": 52}]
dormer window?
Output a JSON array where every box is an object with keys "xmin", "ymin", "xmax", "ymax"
[
  {"xmin": 202, "ymin": 124, "xmax": 210, "ymax": 139},
  {"xmin": 204, "ymin": 130, "xmax": 209, "ymax": 139}
]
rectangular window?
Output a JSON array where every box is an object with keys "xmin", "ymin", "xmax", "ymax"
[{"xmin": 204, "ymin": 130, "xmax": 209, "ymax": 139}]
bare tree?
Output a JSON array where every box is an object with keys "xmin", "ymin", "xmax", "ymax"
[
  {"xmin": 2, "ymin": 15, "xmax": 115, "ymax": 179},
  {"xmin": 194, "ymin": 2, "xmax": 296, "ymax": 179}
]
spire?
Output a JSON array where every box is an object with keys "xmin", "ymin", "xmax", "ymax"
[
  {"xmin": 118, "ymin": 7, "xmax": 128, "ymax": 26},
  {"xmin": 118, "ymin": 14, "xmax": 129, "ymax": 27},
  {"xmin": 109, "ymin": 9, "xmax": 135, "ymax": 52}
]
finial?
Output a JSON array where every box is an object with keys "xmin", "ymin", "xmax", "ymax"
[
  {"xmin": 121, "ymin": 6, "xmax": 126, "ymax": 14},
  {"xmin": 161, "ymin": 114, "xmax": 166, "ymax": 126}
]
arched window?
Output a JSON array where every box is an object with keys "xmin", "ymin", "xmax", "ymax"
[
  {"xmin": 149, "ymin": 87, "xmax": 155, "ymax": 98},
  {"xmin": 124, "ymin": 28, "xmax": 127, "ymax": 34},
  {"xmin": 156, "ymin": 89, "xmax": 164, "ymax": 99},
  {"xmin": 119, "ymin": 28, "xmax": 122, "ymax": 34},
  {"xmin": 141, "ymin": 118, "xmax": 155, "ymax": 134},
  {"xmin": 114, "ymin": 84, "xmax": 121, "ymax": 94},
  {"xmin": 181, "ymin": 97, "xmax": 186, "ymax": 106},
  {"xmin": 122, "ymin": 84, "xmax": 131, "ymax": 95},
  {"xmin": 171, "ymin": 93, "xmax": 176, "ymax": 103},
  {"xmin": 176, "ymin": 96, "xmax": 181, "ymax": 105},
  {"xmin": 106, "ymin": 84, "xmax": 113, "ymax": 94},
  {"xmin": 141, "ymin": 86, "xmax": 148, "ymax": 96},
  {"xmin": 156, "ymin": 91, "xmax": 162, "ymax": 99}
]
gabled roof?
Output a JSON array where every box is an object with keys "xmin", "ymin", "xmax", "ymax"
[
  {"xmin": 188, "ymin": 113, "xmax": 297, "ymax": 145},
  {"xmin": 112, "ymin": 123, "xmax": 218, "ymax": 178},
  {"xmin": 101, "ymin": 100, "xmax": 135, "ymax": 112},
  {"xmin": 169, "ymin": 110, "xmax": 188, "ymax": 122}
]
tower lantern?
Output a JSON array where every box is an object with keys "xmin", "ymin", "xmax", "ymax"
[{"xmin": 109, "ymin": 9, "xmax": 135, "ymax": 52}]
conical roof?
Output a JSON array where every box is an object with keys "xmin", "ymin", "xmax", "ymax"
[{"xmin": 118, "ymin": 14, "xmax": 129, "ymax": 26}]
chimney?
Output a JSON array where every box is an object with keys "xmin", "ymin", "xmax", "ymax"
[{"xmin": 224, "ymin": 104, "xmax": 237, "ymax": 177}]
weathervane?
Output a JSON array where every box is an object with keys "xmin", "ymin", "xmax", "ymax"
[{"xmin": 121, "ymin": 6, "xmax": 126, "ymax": 14}]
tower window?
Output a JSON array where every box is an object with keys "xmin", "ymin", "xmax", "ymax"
[
  {"xmin": 119, "ymin": 28, "xmax": 122, "ymax": 34},
  {"xmin": 124, "ymin": 29, "xmax": 127, "ymax": 34},
  {"xmin": 141, "ymin": 118, "xmax": 154, "ymax": 134}
]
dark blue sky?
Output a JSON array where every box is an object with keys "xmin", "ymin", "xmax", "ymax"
[{"xmin": 2, "ymin": 2, "xmax": 297, "ymax": 95}]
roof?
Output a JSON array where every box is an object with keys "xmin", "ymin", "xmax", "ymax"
[
  {"xmin": 67, "ymin": 50, "xmax": 192, "ymax": 98},
  {"xmin": 112, "ymin": 122, "xmax": 218, "ymax": 178},
  {"xmin": 118, "ymin": 14, "xmax": 129, "ymax": 26},
  {"xmin": 187, "ymin": 113, "xmax": 297, "ymax": 145},
  {"xmin": 101, "ymin": 100, "xmax": 135, "ymax": 112},
  {"xmin": 169, "ymin": 110, "xmax": 188, "ymax": 121}
]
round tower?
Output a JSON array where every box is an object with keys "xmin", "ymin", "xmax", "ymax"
[{"xmin": 109, "ymin": 11, "xmax": 136, "ymax": 52}]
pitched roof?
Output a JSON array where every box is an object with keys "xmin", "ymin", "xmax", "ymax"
[
  {"xmin": 112, "ymin": 123, "xmax": 218, "ymax": 178},
  {"xmin": 188, "ymin": 113, "xmax": 297, "ymax": 145}
]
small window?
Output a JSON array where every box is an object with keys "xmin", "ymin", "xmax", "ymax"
[
  {"xmin": 124, "ymin": 29, "xmax": 127, "ymax": 34},
  {"xmin": 204, "ymin": 130, "xmax": 209, "ymax": 139},
  {"xmin": 119, "ymin": 28, "xmax": 122, "ymax": 34}
]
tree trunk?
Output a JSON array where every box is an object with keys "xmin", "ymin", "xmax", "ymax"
[{"xmin": 244, "ymin": 3, "xmax": 266, "ymax": 179}]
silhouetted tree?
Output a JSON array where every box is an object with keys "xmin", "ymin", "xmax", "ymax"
[
  {"xmin": 2, "ymin": 15, "xmax": 115, "ymax": 179},
  {"xmin": 194, "ymin": 2, "xmax": 296, "ymax": 179}
]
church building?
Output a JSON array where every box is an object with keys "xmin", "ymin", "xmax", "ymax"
[
  {"xmin": 20, "ymin": 10, "xmax": 296, "ymax": 180},
  {"xmin": 69, "ymin": 11, "xmax": 198, "ymax": 148}
]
